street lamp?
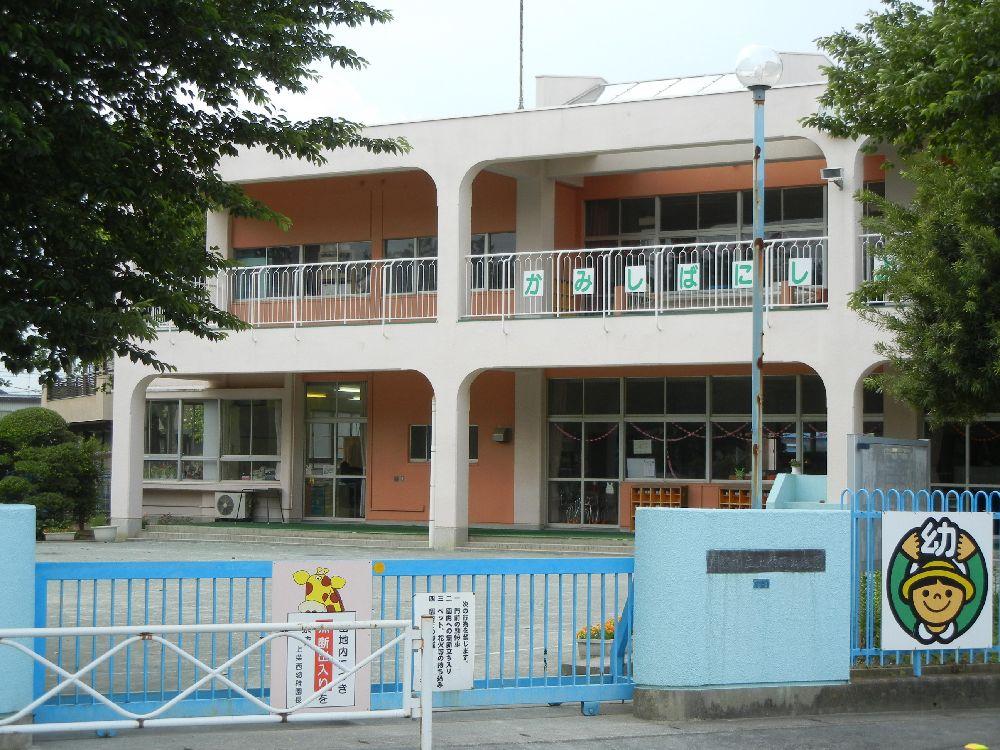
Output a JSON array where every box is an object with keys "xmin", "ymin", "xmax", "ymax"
[{"xmin": 735, "ymin": 45, "xmax": 782, "ymax": 510}]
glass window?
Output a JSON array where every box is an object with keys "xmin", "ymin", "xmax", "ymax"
[
  {"xmin": 234, "ymin": 248, "xmax": 267, "ymax": 267},
  {"xmin": 620, "ymin": 197, "xmax": 656, "ymax": 233},
  {"xmin": 585, "ymin": 199, "xmax": 619, "ymax": 237},
  {"xmin": 469, "ymin": 425, "xmax": 479, "ymax": 462},
  {"xmin": 666, "ymin": 377, "xmax": 706, "ymax": 414},
  {"xmin": 863, "ymin": 420, "xmax": 884, "ymax": 437},
  {"xmin": 660, "ymin": 194, "xmax": 698, "ymax": 232},
  {"xmin": 765, "ymin": 421, "xmax": 798, "ymax": 475},
  {"xmin": 968, "ymin": 423, "xmax": 1000, "ymax": 486},
  {"xmin": 782, "ymin": 186, "xmax": 825, "ymax": 223},
  {"xmin": 801, "ymin": 375, "xmax": 827, "ymax": 414},
  {"xmin": 144, "ymin": 459, "xmax": 178, "ymax": 481},
  {"xmin": 488, "ymin": 232, "xmax": 516, "ymax": 254},
  {"xmin": 220, "ymin": 399, "xmax": 281, "ymax": 480},
  {"xmin": 548, "ymin": 482, "xmax": 582, "ymax": 524},
  {"xmin": 305, "ymin": 384, "xmax": 338, "ymax": 418},
  {"xmin": 251, "ymin": 400, "xmax": 280, "ymax": 455},
  {"xmin": 763, "ymin": 376, "xmax": 796, "ymax": 415},
  {"xmin": 740, "ymin": 188, "xmax": 781, "ymax": 225},
  {"xmin": 801, "ymin": 421, "xmax": 828, "ymax": 474},
  {"xmin": 180, "ymin": 402, "xmax": 205, "ymax": 456},
  {"xmin": 665, "ymin": 422, "xmax": 706, "ymax": 479},
  {"xmin": 385, "ymin": 238, "xmax": 415, "ymax": 260},
  {"xmin": 928, "ymin": 423, "xmax": 965, "ymax": 485},
  {"xmin": 698, "ymin": 192, "xmax": 737, "ymax": 229},
  {"xmin": 711, "ymin": 422, "xmax": 751, "ymax": 479},
  {"xmin": 335, "ymin": 382, "xmax": 366, "ymax": 417},
  {"xmin": 267, "ymin": 246, "xmax": 299, "ymax": 266},
  {"xmin": 625, "ymin": 378, "xmax": 664, "ymax": 415},
  {"xmin": 863, "ymin": 181, "xmax": 886, "ymax": 218},
  {"xmin": 583, "ymin": 423, "xmax": 619, "ymax": 478},
  {"xmin": 711, "ymin": 377, "xmax": 751, "ymax": 415},
  {"xmin": 548, "ymin": 380, "xmax": 583, "ymax": 415},
  {"xmin": 145, "ymin": 401, "xmax": 178, "ymax": 455},
  {"xmin": 584, "ymin": 379, "xmax": 620, "ymax": 415},
  {"xmin": 863, "ymin": 385, "xmax": 884, "ymax": 415},
  {"xmin": 409, "ymin": 425, "xmax": 431, "ymax": 462},
  {"xmin": 548, "ymin": 422, "xmax": 582, "ymax": 478},
  {"xmin": 221, "ymin": 400, "xmax": 252, "ymax": 456},
  {"xmin": 583, "ymin": 480, "xmax": 618, "ymax": 524},
  {"xmin": 625, "ymin": 422, "xmax": 664, "ymax": 478},
  {"xmin": 471, "ymin": 232, "xmax": 515, "ymax": 290}
]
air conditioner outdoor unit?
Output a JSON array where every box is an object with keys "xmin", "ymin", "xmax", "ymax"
[{"xmin": 215, "ymin": 491, "xmax": 248, "ymax": 520}]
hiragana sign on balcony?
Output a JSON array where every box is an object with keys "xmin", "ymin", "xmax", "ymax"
[
  {"xmin": 677, "ymin": 263, "xmax": 700, "ymax": 291},
  {"xmin": 732, "ymin": 260, "xmax": 754, "ymax": 289},
  {"xmin": 625, "ymin": 265, "xmax": 647, "ymax": 293},
  {"xmin": 522, "ymin": 270, "xmax": 544, "ymax": 297},
  {"xmin": 789, "ymin": 257, "xmax": 813, "ymax": 287},
  {"xmin": 572, "ymin": 268, "xmax": 594, "ymax": 295}
]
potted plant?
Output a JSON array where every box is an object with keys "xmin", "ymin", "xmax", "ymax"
[
  {"xmin": 576, "ymin": 617, "xmax": 616, "ymax": 659},
  {"xmin": 729, "ymin": 466, "xmax": 747, "ymax": 481},
  {"xmin": 789, "ymin": 459, "xmax": 803, "ymax": 475}
]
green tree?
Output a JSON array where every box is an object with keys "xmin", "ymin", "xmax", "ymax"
[
  {"xmin": 804, "ymin": 0, "xmax": 1000, "ymax": 424},
  {"xmin": 0, "ymin": 1, "xmax": 407, "ymax": 382},
  {"xmin": 0, "ymin": 407, "xmax": 103, "ymax": 535}
]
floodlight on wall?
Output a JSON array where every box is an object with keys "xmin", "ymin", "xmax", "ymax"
[
  {"xmin": 735, "ymin": 45, "xmax": 783, "ymax": 90},
  {"xmin": 820, "ymin": 167, "xmax": 844, "ymax": 190}
]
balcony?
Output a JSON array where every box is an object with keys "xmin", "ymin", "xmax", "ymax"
[{"xmin": 463, "ymin": 237, "xmax": 829, "ymax": 319}]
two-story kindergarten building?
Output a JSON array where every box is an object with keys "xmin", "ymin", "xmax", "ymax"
[{"xmin": 104, "ymin": 52, "xmax": 1000, "ymax": 548}]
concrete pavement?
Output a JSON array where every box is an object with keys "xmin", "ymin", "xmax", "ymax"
[{"xmin": 31, "ymin": 704, "xmax": 1000, "ymax": 749}]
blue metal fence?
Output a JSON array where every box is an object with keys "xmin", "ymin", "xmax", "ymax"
[
  {"xmin": 33, "ymin": 557, "xmax": 633, "ymax": 722},
  {"xmin": 844, "ymin": 488, "xmax": 1000, "ymax": 675}
]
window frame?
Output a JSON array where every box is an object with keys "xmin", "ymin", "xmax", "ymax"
[
  {"xmin": 470, "ymin": 231, "xmax": 517, "ymax": 291},
  {"xmin": 407, "ymin": 424, "xmax": 480, "ymax": 463}
]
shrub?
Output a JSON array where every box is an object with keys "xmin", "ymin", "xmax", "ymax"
[{"xmin": 0, "ymin": 407, "xmax": 71, "ymax": 451}]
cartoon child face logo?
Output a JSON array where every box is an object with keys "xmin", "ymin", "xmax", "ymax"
[
  {"xmin": 292, "ymin": 567, "xmax": 347, "ymax": 614},
  {"xmin": 888, "ymin": 517, "xmax": 987, "ymax": 645}
]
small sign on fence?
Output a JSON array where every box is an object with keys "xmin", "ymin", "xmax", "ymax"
[
  {"xmin": 270, "ymin": 560, "xmax": 373, "ymax": 711},
  {"xmin": 412, "ymin": 592, "xmax": 476, "ymax": 691},
  {"xmin": 881, "ymin": 512, "xmax": 994, "ymax": 650}
]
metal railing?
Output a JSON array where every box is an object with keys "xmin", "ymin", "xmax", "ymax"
[
  {"xmin": 843, "ymin": 488, "xmax": 1000, "ymax": 674},
  {"xmin": 464, "ymin": 237, "xmax": 828, "ymax": 319},
  {"xmin": 859, "ymin": 234, "xmax": 889, "ymax": 303},
  {"xmin": 32, "ymin": 557, "xmax": 634, "ymax": 723},
  {"xmin": 47, "ymin": 363, "xmax": 112, "ymax": 401},
  {"xmin": 1, "ymin": 618, "xmax": 433, "ymax": 748}
]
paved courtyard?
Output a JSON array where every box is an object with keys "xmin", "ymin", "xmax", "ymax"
[{"xmin": 29, "ymin": 703, "xmax": 1000, "ymax": 749}]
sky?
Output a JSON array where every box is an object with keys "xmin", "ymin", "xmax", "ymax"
[
  {"xmin": 5, "ymin": 0, "xmax": 887, "ymax": 393},
  {"xmin": 273, "ymin": 0, "xmax": 886, "ymax": 124}
]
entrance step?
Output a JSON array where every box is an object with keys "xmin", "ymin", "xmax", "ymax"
[{"xmin": 143, "ymin": 523, "xmax": 429, "ymax": 549}]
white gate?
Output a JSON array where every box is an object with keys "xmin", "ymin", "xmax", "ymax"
[{"xmin": 0, "ymin": 616, "xmax": 434, "ymax": 749}]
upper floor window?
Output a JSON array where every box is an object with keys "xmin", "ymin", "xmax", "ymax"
[
  {"xmin": 384, "ymin": 236, "xmax": 438, "ymax": 292},
  {"xmin": 232, "ymin": 243, "xmax": 373, "ymax": 299},
  {"xmin": 470, "ymin": 231, "xmax": 516, "ymax": 290},
  {"xmin": 585, "ymin": 187, "xmax": 826, "ymax": 246}
]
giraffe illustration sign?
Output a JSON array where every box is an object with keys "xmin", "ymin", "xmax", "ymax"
[
  {"xmin": 881, "ymin": 513, "xmax": 993, "ymax": 650},
  {"xmin": 269, "ymin": 560, "xmax": 373, "ymax": 712}
]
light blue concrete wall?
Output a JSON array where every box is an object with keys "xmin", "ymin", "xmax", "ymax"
[
  {"xmin": 766, "ymin": 474, "xmax": 831, "ymax": 509},
  {"xmin": 634, "ymin": 508, "xmax": 850, "ymax": 688},
  {"xmin": 0, "ymin": 505, "xmax": 35, "ymax": 715}
]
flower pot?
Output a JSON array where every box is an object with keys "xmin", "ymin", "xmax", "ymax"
[
  {"xmin": 576, "ymin": 638, "xmax": 612, "ymax": 660},
  {"xmin": 92, "ymin": 525, "xmax": 119, "ymax": 542},
  {"xmin": 43, "ymin": 531, "xmax": 76, "ymax": 542},
  {"xmin": 791, "ymin": 466, "xmax": 803, "ymax": 475}
]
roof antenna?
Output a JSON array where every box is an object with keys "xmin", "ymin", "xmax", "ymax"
[{"xmin": 518, "ymin": 0, "xmax": 525, "ymax": 110}]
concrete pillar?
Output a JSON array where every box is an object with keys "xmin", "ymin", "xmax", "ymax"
[
  {"xmin": 109, "ymin": 366, "xmax": 153, "ymax": 539},
  {"xmin": 287, "ymin": 375, "xmax": 305, "ymax": 521},
  {"xmin": 884, "ymin": 393, "xmax": 921, "ymax": 440},
  {"xmin": 821, "ymin": 365, "xmax": 864, "ymax": 500},
  {"xmin": 280, "ymin": 373, "xmax": 297, "ymax": 521},
  {"xmin": 206, "ymin": 209, "xmax": 231, "ymax": 308},
  {"xmin": 515, "ymin": 172, "xmax": 556, "ymax": 251},
  {"xmin": 0, "ymin": 505, "xmax": 36, "ymax": 749},
  {"xmin": 432, "ymin": 168, "xmax": 474, "ymax": 323},
  {"xmin": 513, "ymin": 369, "xmax": 546, "ymax": 528},
  {"xmin": 818, "ymin": 137, "xmax": 865, "ymax": 306},
  {"xmin": 428, "ymin": 373, "xmax": 473, "ymax": 550}
]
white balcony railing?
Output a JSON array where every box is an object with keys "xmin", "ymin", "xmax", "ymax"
[
  {"xmin": 463, "ymin": 237, "xmax": 829, "ymax": 319},
  {"xmin": 859, "ymin": 234, "xmax": 889, "ymax": 304},
  {"xmin": 155, "ymin": 258, "xmax": 438, "ymax": 330}
]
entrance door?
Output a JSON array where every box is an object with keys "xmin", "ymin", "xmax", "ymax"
[{"xmin": 304, "ymin": 382, "xmax": 368, "ymax": 519}]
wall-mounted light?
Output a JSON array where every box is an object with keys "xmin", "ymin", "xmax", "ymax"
[
  {"xmin": 492, "ymin": 427, "xmax": 512, "ymax": 443},
  {"xmin": 820, "ymin": 166, "xmax": 844, "ymax": 190}
]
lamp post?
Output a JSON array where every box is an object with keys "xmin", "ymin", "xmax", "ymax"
[{"xmin": 735, "ymin": 45, "xmax": 782, "ymax": 510}]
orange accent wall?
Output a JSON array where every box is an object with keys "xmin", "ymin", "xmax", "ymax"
[
  {"xmin": 554, "ymin": 182, "xmax": 583, "ymax": 249},
  {"xmin": 864, "ymin": 154, "xmax": 888, "ymax": 183},
  {"xmin": 231, "ymin": 170, "xmax": 519, "ymax": 255},
  {"xmin": 580, "ymin": 159, "xmax": 828, "ymax": 201},
  {"xmin": 305, "ymin": 370, "xmax": 515, "ymax": 524},
  {"xmin": 468, "ymin": 371, "xmax": 516, "ymax": 524}
]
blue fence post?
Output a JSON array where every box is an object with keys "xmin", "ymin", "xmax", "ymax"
[{"xmin": 0, "ymin": 504, "xmax": 36, "ymax": 747}]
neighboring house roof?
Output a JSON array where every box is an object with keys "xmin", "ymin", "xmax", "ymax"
[{"xmin": 0, "ymin": 390, "xmax": 42, "ymax": 416}]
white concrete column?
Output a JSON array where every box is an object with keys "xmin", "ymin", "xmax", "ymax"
[
  {"xmin": 287, "ymin": 375, "xmax": 305, "ymax": 521},
  {"xmin": 432, "ymin": 168, "xmax": 474, "ymax": 323},
  {"xmin": 513, "ymin": 369, "xmax": 546, "ymax": 528},
  {"xmin": 280, "ymin": 373, "xmax": 297, "ymax": 521},
  {"xmin": 109, "ymin": 365, "xmax": 155, "ymax": 538},
  {"xmin": 206, "ymin": 209, "xmax": 230, "ymax": 307},
  {"xmin": 817, "ymin": 137, "xmax": 865, "ymax": 307},
  {"xmin": 820, "ymin": 365, "xmax": 864, "ymax": 501},
  {"xmin": 515, "ymin": 172, "xmax": 556, "ymax": 251},
  {"xmin": 428, "ymin": 372, "xmax": 473, "ymax": 550}
]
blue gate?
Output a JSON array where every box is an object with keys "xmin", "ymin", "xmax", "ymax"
[
  {"xmin": 845, "ymin": 488, "xmax": 1000, "ymax": 674},
  {"xmin": 32, "ymin": 557, "xmax": 633, "ymax": 722}
]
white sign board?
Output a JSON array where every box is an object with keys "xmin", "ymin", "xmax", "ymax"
[
  {"xmin": 676, "ymin": 263, "xmax": 700, "ymax": 291},
  {"xmin": 572, "ymin": 268, "xmax": 595, "ymax": 295},
  {"xmin": 270, "ymin": 560, "xmax": 373, "ymax": 712},
  {"xmin": 522, "ymin": 270, "xmax": 544, "ymax": 297},
  {"xmin": 732, "ymin": 260, "xmax": 754, "ymax": 289},
  {"xmin": 413, "ymin": 592, "xmax": 475, "ymax": 691},
  {"xmin": 881, "ymin": 512, "xmax": 993, "ymax": 650},
  {"xmin": 624, "ymin": 265, "xmax": 647, "ymax": 293},
  {"xmin": 788, "ymin": 257, "xmax": 813, "ymax": 287}
]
